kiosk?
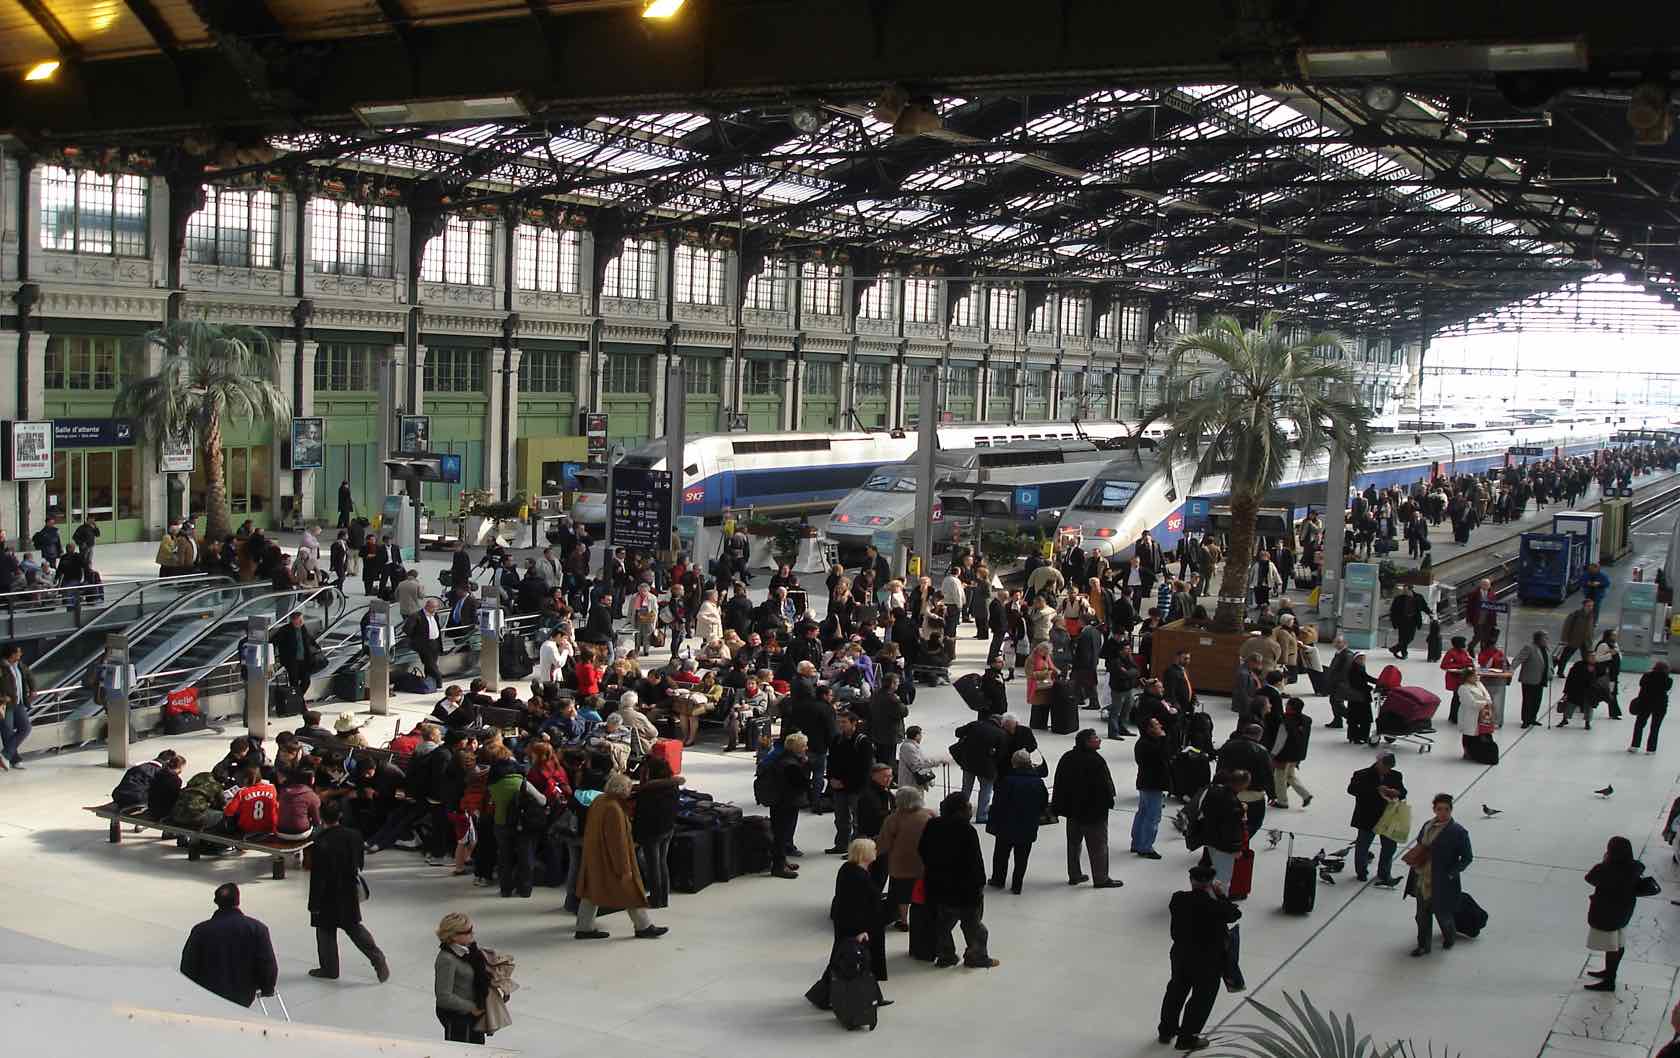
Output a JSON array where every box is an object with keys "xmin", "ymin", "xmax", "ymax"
[
  {"xmin": 1341, "ymin": 562, "xmax": 1379, "ymax": 650},
  {"xmin": 1620, "ymin": 581, "xmax": 1660, "ymax": 673}
]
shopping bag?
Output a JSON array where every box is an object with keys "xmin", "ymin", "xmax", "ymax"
[{"xmin": 1373, "ymin": 800, "xmax": 1412, "ymax": 844}]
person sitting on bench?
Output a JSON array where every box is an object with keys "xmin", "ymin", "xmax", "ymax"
[
  {"xmin": 276, "ymin": 768, "xmax": 323, "ymax": 841},
  {"xmin": 204, "ymin": 766, "xmax": 278, "ymax": 851}
]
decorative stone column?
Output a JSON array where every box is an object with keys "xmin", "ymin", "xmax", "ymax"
[
  {"xmin": 483, "ymin": 346, "xmax": 504, "ymax": 493},
  {"xmin": 503, "ymin": 346, "xmax": 523, "ymax": 500},
  {"xmin": 296, "ymin": 340, "xmax": 319, "ymax": 521},
  {"xmin": 268, "ymin": 340, "xmax": 298, "ymax": 528}
]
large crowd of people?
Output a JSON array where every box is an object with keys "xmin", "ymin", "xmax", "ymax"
[{"xmin": 53, "ymin": 443, "xmax": 1680, "ymax": 1051}]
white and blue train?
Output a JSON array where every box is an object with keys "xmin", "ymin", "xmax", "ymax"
[
  {"xmin": 572, "ymin": 420, "xmax": 1138, "ymax": 525},
  {"xmin": 1057, "ymin": 420, "xmax": 1623, "ymax": 559}
]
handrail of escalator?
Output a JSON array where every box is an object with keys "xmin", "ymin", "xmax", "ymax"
[
  {"xmin": 26, "ymin": 575, "xmax": 239, "ymax": 692},
  {"xmin": 153, "ymin": 585, "xmax": 348, "ymax": 697}
]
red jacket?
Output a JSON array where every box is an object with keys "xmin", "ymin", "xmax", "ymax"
[{"xmin": 1440, "ymin": 648, "xmax": 1474, "ymax": 692}]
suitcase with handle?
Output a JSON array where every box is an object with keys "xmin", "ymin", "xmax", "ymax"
[
  {"xmin": 1050, "ymin": 682, "xmax": 1079, "ymax": 735},
  {"xmin": 668, "ymin": 828, "xmax": 714, "ymax": 893},
  {"xmin": 647, "ymin": 738, "xmax": 683, "ymax": 777},
  {"xmin": 1228, "ymin": 842, "xmax": 1255, "ymax": 900},
  {"xmin": 907, "ymin": 885, "xmax": 937, "ymax": 962},
  {"xmin": 1282, "ymin": 835, "xmax": 1316, "ymax": 914}
]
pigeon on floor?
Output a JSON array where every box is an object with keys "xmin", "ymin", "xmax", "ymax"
[
  {"xmin": 1266, "ymin": 829, "xmax": 1283, "ymax": 850},
  {"xmin": 1594, "ymin": 786, "xmax": 1614, "ymax": 798},
  {"xmin": 1482, "ymin": 805, "xmax": 1502, "ymax": 817}
]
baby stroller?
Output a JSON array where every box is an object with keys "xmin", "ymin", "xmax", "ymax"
[{"xmin": 1375, "ymin": 684, "xmax": 1440, "ymax": 753}]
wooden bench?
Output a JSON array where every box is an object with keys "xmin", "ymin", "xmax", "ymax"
[{"xmin": 85, "ymin": 803, "xmax": 313, "ymax": 879}]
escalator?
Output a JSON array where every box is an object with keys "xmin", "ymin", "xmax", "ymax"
[
  {"xmin": 25, "ymin": 575, "xmax": 232, "ymax": 694},
  {"xmin": 28, "ymin": 581, "xmax": 293, "ymax": 726},
  {"xmin": 158, "ymin": 587, "xmax": 347, "ymax": 701}
]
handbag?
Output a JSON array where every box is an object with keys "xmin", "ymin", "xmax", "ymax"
[
  {"xmin": 1373, "ymin": 800, "xmax": 1412, "ymax": 844},
  {"xmin": 357, "ymin": 872, "xmax": 371, "ymax": 902},
  {"xmin": 1637, "ymin": 875, "xmax": 1663, "ymax": 897},
  {"xmin": 1400, "ymin": 842, "xmax": 1431, "ymax": 870}
]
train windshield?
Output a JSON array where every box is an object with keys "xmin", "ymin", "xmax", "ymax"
[
  {"xmin": 863, "ymin": 470, "xmax": 917, "ymax": 493},
  {"xmin": 1078, "ymin": 479, "xmax": 1142, "ymax": 512}
]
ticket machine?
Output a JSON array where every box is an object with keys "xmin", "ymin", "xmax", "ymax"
[
  {"xmin": 1341, "ymin": 562, "xmax": 1379, "ymax": 650},
  {"xmin": 1620, "ymin": 581, "xmax": 1660, "ymax": 673}
]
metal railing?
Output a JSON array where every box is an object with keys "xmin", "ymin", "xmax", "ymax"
[{"xmin": 26, "ymin": 575, "xmax": 236, "ymax": 693}]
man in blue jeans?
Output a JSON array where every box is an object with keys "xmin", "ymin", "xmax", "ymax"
[
  {"xmin": 1347, "ymin": 751, "xmax": 1406, "ymax": 886},
  {"xmin": 0, "ymin": 643, "xmax": 36, "ymax": 769},
  {"xmin": 1131, "ymin": 716, "xmax": 1171, "ymax": 858}
]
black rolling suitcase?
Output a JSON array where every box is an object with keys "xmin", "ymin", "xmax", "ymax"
[
  {"xmin": 1425, "ymin": 620, "xmax": 1443, "ymax": 662},
  {"xmin": 1283, "ymin": 836, "xmax": 1317, "ymax": 914},
  {"xmin": 713, "ymin": 822, "xmax": 743, "ymax": 882},
  {"xmin": 668, "ymin": 829, "xmax": 715, "ymax": 893},
  {"xmin": 270, "ymin": 683, "xmax": 305, "ymax": 717},
  {"xmin": 825, "ymin": 941, "xmax": 878, "ymax": 1031},
  {"xmin": 331, "ymin": 665, "xmax": 368, "ymax": 702},
  {"xmin": 1169, "ymin": 746, "xmax": 1211, "ymax": 800},
  {"xmin": 737, "ymin": 816, "xmax": 774, "ymax": 875},
  {"xmin": 1050, "ymin": 682, "xmax": 1079, "ymax": 735},
  {"xmin": 1455, "ymin": 892, "xmax": 1489, "ymax": 938}
]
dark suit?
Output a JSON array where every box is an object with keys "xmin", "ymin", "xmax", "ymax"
[
  {"xmin": 377, "ymin": 544, "xmax": 404, "ymax": 594},
  {"xmin": 1159, "ymin": 887, "xmax": 1242, "ymax": 1041},
  {"xmin": 307, "ymin": 824, "xmax": 386, "ymax": 978},
  {"xmin": 337, "ymin": 483, "xmax": 354, "ymax": 528},
  {"xmin": 180, "ymin": 907, "xmax": 278, "ymax": 1007},
  {"xmin": 406, "ymin": 610, "xmax": 444, "ymax": 683},
  {"xmin": 274, "ymin": 623, "xmax": 320, "ymax": 697}
]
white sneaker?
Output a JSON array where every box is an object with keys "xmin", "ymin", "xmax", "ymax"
[
  {"xmin": 424, "ymin": 854, "xmax": 442, "ymax": 867},
  {"xmin": 472, "ymin": 877, "xmax": 490, "ymax": 887},
  {"xmin": 393, "ymin": 837, "xmax": 422, "ymax": 850}
]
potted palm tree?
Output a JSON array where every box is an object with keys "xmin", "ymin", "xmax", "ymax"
[
  {"xmin": 115, "ymin": 321, "xmax": 291, "ymax": 542},
  {"xmin": 1211, "ymin": 991, "xmax": 1457, "ymax": 1058},
  {"xmin": 1137, "ymin": 314, "xmax": 1371, "ymax": 682}
]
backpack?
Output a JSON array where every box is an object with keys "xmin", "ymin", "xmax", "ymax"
[
  {"xmin": 111, "ymin": 760, "xmax": 160, "ymax": 808},
  {"xmin": 516, "ymin": 789, "xmax": 550, "ymax": 835},
  {"xmin": 500, "ymin": 636, "xmax": 534, "ymax": 679},
  {"xmin": 1176, "ymin": 785, "xmax": 1211, "ymax": 851},
  {"xmin": 753, "ymin": 747, "xmax": 784, "ymax": 807},
  {"xmin": 171, "ymin": 772, "xmax": 223, "ymax": 825}
]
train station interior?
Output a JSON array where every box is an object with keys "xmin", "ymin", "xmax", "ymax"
[{"xmin": 3, "ymin": 2, "xmax": 1680, "ymax": 1056}]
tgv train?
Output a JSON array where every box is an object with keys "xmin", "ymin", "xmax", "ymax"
[
  {"xmin": 825, "ymin": 439, "xmax": 1123, "ymax": 557},
  {"xmin": 572, "ymin": 420, "xmax": 1138, "ymax": 525},
  {"xmin": 1057, "ymin": 421, "xmax": 1621, "ymax": 559}
]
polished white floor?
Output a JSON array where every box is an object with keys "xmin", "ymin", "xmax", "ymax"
[{"xmin": 4, "ymin": 535, "xmax": 1680, "ymax": 1057}]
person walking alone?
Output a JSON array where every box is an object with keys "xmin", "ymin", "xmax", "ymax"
[
  {"xmin": 1513, "ymin": 630, "xmax": 1552, "ymax": 729},
  {"xmin": 308, "ymin": 800, "xmax": 390, "ymax": 982},
  {"xmin": 179, "ymin": 883, "xmax": 278, "ymax": 1008},
  {"xmin": 1156, "ymin": 863, "xmax": 1241, "ymax": 1052},
  {"xmin": 1403, "ymin": 793, "xmax": 1472, "ymax": 957},
  {"xmin": 1583, "ymin": 836, "xmax": 1654, "ymax": 992},
  {"xmin": 1348, "ymin": 752, "xmax": 1406, "ymax": 886},
  {"xmin": 1631, "ymin": 661, "xmax": 1673, "ymax": 753}
]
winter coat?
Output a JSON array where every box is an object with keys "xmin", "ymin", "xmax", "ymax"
[
  {"xmin": 179, "ymin": 907, "xmax": 278, "ymax": 1007},
  {"xmin": 307, "ymin": 824, "xmax": 368, "ymax": 929},
  {"xmin": 875, "ymin": 807, "xmax": 934, "ymax": 880},
  {"xmin": 1199, "ymin": 782, "xmax": 1247, "ymax": 853},
  {"xmin": 1133, "ymin": 732, "xmax": 1171, "ymax": 792},
  {"xmin": 985, "ymin": 771, "xmax": 1049, "ymax": 845},
  {"xmin": 1404, "ymin": 818, "xmax": 1472, "ymax": 915},
  {"xmin": 917, "ymin": 816, "xmax": 987, "ymax": 908},
  {"xmin": 1347, "ymin": 764, "xmax": 1407, "ymax": 831},
  {"xmin": 953, "ymin": 717, "xmax": 1007, "ymax": 780},
  {"xmin": 1050, "ymin": 745, "xmax": 1115, "ymax": 823},
  {"xmin": 1215, "ymin": 735, "xmax": 1273, "ymax": 801},
  {"xmin": 1586, "ymin": 858, "xmax": 1648, "ymax": 932},
  {"xmin": 576, "ymin": 792, "xmax": 648, "ymax": 910},
  {"xmin": 831, "ymin": 861, "xmax": 887, "ymax": 937}
]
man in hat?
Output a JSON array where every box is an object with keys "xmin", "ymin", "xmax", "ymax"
[{"xmin": 1157, "ymin": 863, "xmax": 1241, "ymax": 1051}]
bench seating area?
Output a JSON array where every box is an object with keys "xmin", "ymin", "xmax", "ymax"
[{"xmin": 85, "ymin": 802, "xmax": 313, "ymax": 879}]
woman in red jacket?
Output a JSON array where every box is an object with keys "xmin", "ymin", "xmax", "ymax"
[{"xmin": 1440, "ymin": 635, "xmax": 1474, "ymax": 725}]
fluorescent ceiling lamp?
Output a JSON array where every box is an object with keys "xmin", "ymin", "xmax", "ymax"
[
  {"xmin": 643, "ymin": 0, "xmax": 684, "ymax": 16},
  {"xmin": 354, "ymin": 95, "xmax": 528, "ymax": 125},
  {"xmin": 1299, "ymin": 38, "xmax": 1586, "ymax": 79},
  {"xmin": 1534, "ymin": 172, "xmax": 1618, "ymax": 187},
  {"xmin": 1461, "ymin": 112, "xmax": 1552, "ymax": 130},
  {"xmin": 24, "ymin": 60, "xmax": 59, "ymax": 82}
]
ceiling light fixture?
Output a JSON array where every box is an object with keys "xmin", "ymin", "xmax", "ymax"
[
  {"xmin": 788, "ymin": 105, "xmax": 824, "ymax": 134},
  {"xmin": 24, "ymin": 60, "xmax": 59, "ymax": 82},
  {"xmin": 1299, "ymin": 38, "xmax": 1586, "ymax": 79},
  {"xmin": 1535, "ymin": 172, "xmax": 1618, "ymax": 187},
  {"xmin": 1461, "ymin": 112, "xmax": 1552, "ymax": 130},
  {"xmin": 353, "ymin": 95, "xmax": 529, "ymax": 126},
  {"xmin": 642, "ymin": 0, "xmax": 684, "ymax": 18},
  {"xmin": 1360, "ymin": 83, "xmax": 1404, "ymax": 114}
]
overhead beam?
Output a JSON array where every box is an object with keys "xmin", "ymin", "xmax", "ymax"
[{"xmin": 16, "ymin": 0, "xmax": 82, "ymax": 61}]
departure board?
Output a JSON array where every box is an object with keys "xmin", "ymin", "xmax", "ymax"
[{"xmin": 610, "ymin": 467, "xmax": 673, "ymax": 551}]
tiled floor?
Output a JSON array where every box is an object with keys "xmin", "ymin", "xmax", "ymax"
[{"xmin": 4, "ymin": 512, "xmax": 1680, "ymax": 1057}]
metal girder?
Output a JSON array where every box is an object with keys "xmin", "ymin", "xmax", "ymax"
[{"xmin": 186, "ymin": 0, "xmax": 306, "ymax": 110}]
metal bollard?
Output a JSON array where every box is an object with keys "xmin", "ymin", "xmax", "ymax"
[
  {"xmin": 367, "ymin": 600, "xmax": 393, "ymax": 716},
  {"xmin": 242, "ymin": 616, "xmax": 272, "ymax": 743},
  {"xmin": 103, "ymin": 633, "xmax": 133, "ymax": 770},
  {"xmin": 478, "ymin": 581, "xmax": 502, "ymax": 691}
]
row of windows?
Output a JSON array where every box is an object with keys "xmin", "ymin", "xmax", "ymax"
[
  {"xmin": 186, "ymin": 186, "xmax": 281, "ymax": 270},
  {"xmin": 425, "ymin": 348, "xmax": 487, "ymax": 393},
  {"xmin": 673, "ymin": 244, "xmax": 727, "ymax": 306},
  {"xmin": 309, "ymin": 200, "xmax": 395, "ymax": 279},
  {"xmin": 520, "ymin": 349, "xmax": 577, "ymax": 393},
  {"xmin": 40, "ymin": 166, "xmax": 149, "ymax": 257},
  {"xmin": 420, "ymin": 216, "xmax": 494, "ymax": 286},
  {"xmin": 44, "ymin": 335, "xmax": 130, "ymax": 391},
  {"xmin": 315, "ymin": 343, "xmax": 374, "ymax": 392},
  {"xmin": 602, "ymin": 238, "xmax": 658, "ymax": 301},
  {"xmin": 514, "ymin": 227, "xmax": 581, "ymax": 294},
  {"xmin": 744, "ymin": 260, "xmax": 790, "ymax": 313}
]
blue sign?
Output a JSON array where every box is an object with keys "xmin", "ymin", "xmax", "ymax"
[
  {"xmin": 1014, "ymin": 486, "xmax": 1040, "ymax": 521},
  {"xmin": 560, "ymin": 461, "xmax": 583, "ymax": 490},
  {"xmin": 1183, "ymin": 497, "xmax": 1212, "ymax": 532},
  {"xmin": 436, "ymin": 453, "xmax": 463, "ymax": 484},
  {"xmin": 54, "ymin": 418, "xmax": 134, "ymax": 448}
]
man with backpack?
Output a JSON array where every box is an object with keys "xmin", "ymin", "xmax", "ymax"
[
  {"xmin": 756, "ymin": 732, "xmax": 811, "ymax": 877},
  {"xmin": 487, "ymin": 746, "xmax": 548, "ymax": 898}
]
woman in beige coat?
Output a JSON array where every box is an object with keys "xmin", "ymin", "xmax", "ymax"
[
  {"xmin": 874, "ymin": 786, "xmax": 936, "ymax": 930},
  {"xmin": 574, "ymin": 773, "xmax": 667, "ymax": 940}
]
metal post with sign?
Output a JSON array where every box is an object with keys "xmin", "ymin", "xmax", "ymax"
[
  {"xmin": 478, "ymin": 582, "xmax": 503, "ymax": 691},
  {"xmin": 103, "ymin": 634, "xmax": 133, "ymax": 769},
  {"xmin": 664, "ymin": 359, "xmax": 686, "ymax": 560},
  {"xmin": 367, "ymin": 600, "xmax": 393, "ymax": 716},
  {"xmin": 1317, "ymin": 391, "xmax": 1354, "ymax": 636},
  {"xmin": 242, "ymin": 615, "xmax": 273, "ymax": 743},
  {"xmin": 911, "ymin": 368, "xmax": 938, "ymax": 578}
]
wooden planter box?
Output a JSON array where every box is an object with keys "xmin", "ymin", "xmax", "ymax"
[{"xmin": 1150, "ymin": 619, "xmax": 1253, "ymax": 695}]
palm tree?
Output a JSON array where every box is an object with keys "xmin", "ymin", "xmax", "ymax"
[
  {"xmin": 114, "ymin": 321, "xmax": 291, "ymax": 541},
  {"xmin": 1136, "ymin": 313, "xmax": 1372, "ymax": 632},
  {"xmin": 1211, "ymin": 991, "xmax": 1458, "ymax": 1058}
]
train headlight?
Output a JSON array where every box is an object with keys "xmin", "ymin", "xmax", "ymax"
[
  {"xmin": 835, "ymin": 514, "xmax": 851, "ymax": 524},
  {"xmin": 1095, "ymin": 527, "xmax": 1115, "ymax": 538}
]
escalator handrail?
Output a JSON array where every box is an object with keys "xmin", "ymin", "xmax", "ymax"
[
  {"xmin": 0, "ymin": 572, "xmax": 224, "ymax": 613},
  {"xmin": 30, "ymin": 576, "xmax": 256, "ymax": 695},
  {"xmin": 25, "ymin": 574, "xmax": 234, "ymax": 676},
  {"xmin": 153, "ymin": 586, "xmax": 347, "ymax": 697}
]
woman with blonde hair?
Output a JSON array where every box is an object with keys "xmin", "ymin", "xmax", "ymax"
[
  {"xmin": 434, "ymin": 912, "xmax": 490, "ymax": 1044},
  {"xmin": 1026, "ymin": 641, "xmax": 1059, "ymax": 719},
  {"xmin": 574, "ymin": 773, "xmax": 667, "ymax": 940},
  {"xmin": 806, "ymin": 836, "xmax": 890, "ymax": 1013}
]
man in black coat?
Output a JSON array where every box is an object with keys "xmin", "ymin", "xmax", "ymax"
[
  {"xmin": 1072, "ymin": 620, "xmax": 1104, "ymax": 711},
  {"xmin": 953, "ymin": 713, "xmax": 1007, "ymax": 824},
  {"xmin": 307, "ymin": 801, "xmax": 389, "ymax": 982},
  {"xmin": 1348, "ymin": 752, "xmax": 1407, "ymax": 885},
  {"xmin": 405, "ymin": 599, "xmax": 445, "ymax": 685},
  {"xmin": 824, "ymin": 711, "xmax": 876, "ymax": 853},
  {"xmin": 337, "ymin": 480, "xmax": 354, "ymax": 528},
  {"xmin": 180, "ymin": 883, "xmax": 278, "ymax": 1007},
  {"xmin": 985, "ymin": 588, "xmax": 1010, "ymax": 665},
  {"xmin": 584, "ymin": 593, "xmax": 616, "ymax": 644},
  {"xmin": 376, "ymin": 535, "xmax": 404, "ymax": 595},
  {"xmin": 329, "ymin": 531, "xmax": 350, "ymax": 591},
  {"xmin": 1163, "ymin": 648, "xmax": 1196, "ymax": 712},
  {"xmin": 782, "ymin": 688, "xmax": 840, "ymax": 808},
  {"xmin": 1051, "ymin": 729, "xmax": 1122, "ymax": 889},
  {"xmin": 1216, "ymin": 724, "xmax": 1274, "ymax": 837},
  {"xmin": 916, "ymin": 794, "xmax": 998, "ymax": 969},
  {"xmin": 274, "ymin": 612, "xmax": 320, "ymax": 698},
  {"xmin": 449, "ymin": 541, "xmax": 473, "ymax": 592},
  {"xmin": 1157, "ymin": 863, "xmax": 1242, "ymax": 1050},
  {"xmin": 1387, "ymin": 584, "xmax": 1429, "ymax": 660}
]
